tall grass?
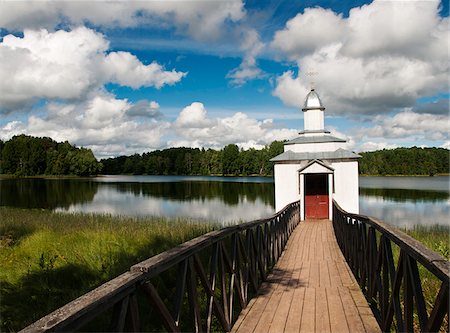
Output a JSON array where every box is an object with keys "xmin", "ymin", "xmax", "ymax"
[
  {"xmin": 402, "ymin": 224, "xmax": 449, "ymax": 259},
  {"xmin": 401, "ymin": 224, "xmax": 449, "ymax": 332},
  {"xmin": 0, "ymin": 207, "xmax": 217, "ymax": 332}
]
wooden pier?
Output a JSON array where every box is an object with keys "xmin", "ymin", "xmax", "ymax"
[
  {"xmin": 232, "ymin": 220, "xmax": 380, "ymax": 333},
  {"xmin": 21, "ymin": 200, "xmax": 449, "ymax": 333}
]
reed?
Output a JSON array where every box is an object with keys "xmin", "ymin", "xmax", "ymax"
[{"xmin": 0, "ymin": 207, "xmax": 217, "ymax": 332}]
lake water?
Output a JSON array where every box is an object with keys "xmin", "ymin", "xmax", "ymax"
[{"xmin": 1, "ymin": 175, "xmax": 448, "ymax": 228}]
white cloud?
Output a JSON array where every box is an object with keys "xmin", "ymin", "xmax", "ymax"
[
  {"xmin": 172, "ymin": 102, "xmax": 298, "ymax": 148},
  {"xmin": 270, "ymin": 0, "xmax": 449, "ymax": 116},
  {"xmin": 271, "ymin": 8, "xmax": 346, "ymax": 59},
  {"xmin": 0, "ymin": 1, "xmax": 245, "ymax": 41},
  {"xmin": 227, "ymin": 29, "xmax": 265, "ymax": 86},
  {"xmin": 272, "ymin": 71, "xmax": 310, "ymax": 108},
  {"xmin": 0, "ymin": 92, "xmax": 170, "ymax": 158},
  {"xmin": 0, "ymin": 27, "xmax": 186, "ymax": 112},
  {"xmin": 351, "ymin": 110, "xmax": 450, "ymax": 148},
  {"xmin": 356, "ymin": 141, "xmax": 399, "ymax": 153},
  {"xmin": 175, "ymin": 102, "xmax": 215, "ymax": 128},
  {"xmin": 103, "ymin": 52, "xmax": 186, "ymax": 89},
  {"xmin": 126, "ymin": 100, "xmax": 161, "ymax": 118}
]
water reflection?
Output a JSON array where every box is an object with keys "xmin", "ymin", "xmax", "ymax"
[
  {"xmin": 1, "ymin": 175, "xmax": 449, "ymax": 227},
  {"xmin": 359, "ymin": 195, "xmax": 449, "ymax": 228},
  {"xmin": 358, "ymin": 176, "xmax": 450, "ymax": 228},
  {"xmin": 359, "ymin": 187, "xmax": 449, "ymax": 202},
  {"xmin": 0, "ymin": 178, "xmax": 98, "ymax": 209}
]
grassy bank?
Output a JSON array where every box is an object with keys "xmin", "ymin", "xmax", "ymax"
[
  {"xmin": 0, "ymin": 208, "xmax": 217, "ymax": 332},
  {"xmin": 403, "ymin": 224, "xmax": 449, "ymax": 259},
  {"xmin": 401, "ymin": 225, "xmax": 449, "ymax": 331}
]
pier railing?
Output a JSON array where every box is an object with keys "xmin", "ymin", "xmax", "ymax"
[
  {"xmin": 21, "ymin": 201, "xmax": 300, "ymax": 333},
  {"xmin": 333, "ymin": 200, "xmax": 449, "ymax": 332}
]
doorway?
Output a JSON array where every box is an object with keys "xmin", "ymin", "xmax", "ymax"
[{"xmin": 304, "ymin": 174, "xmax": 329, "ymax": 219}]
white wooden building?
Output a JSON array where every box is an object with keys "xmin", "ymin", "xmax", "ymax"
[{"xmin": 271, "ymin": 89, "xmax": 360, "ymax": 220}]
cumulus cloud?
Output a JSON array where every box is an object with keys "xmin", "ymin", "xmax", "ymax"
[
  {"xmin": 271, "ymin": 7, "xmax": 346, "ymax": 59},
  {"xmin": 126, "ymin": 100, "xmax": 161, "ymax": 118},
  {"xmin": 172, "ymin": 102, "xmax": 298, "ymax": 148},
  {"xmin": 0, "ymin": 27, "xmax": 186, "ymax": 112},
  {"xmin": 0, "ymin": 92, "xmax": 170, "ymax": 158},
  {"xmin": 227, "ymin": 29, "xmax": 265, "ymax": 86},
  {"xmin": 0, "ymin": 1, "xmax": 245, "ymax": 41},
  {"xmin": 352, "ymin": 110, "xmax": 450, "ymax": 145},
  {"xmin": 270, "ymin": 0, "xmax": 449, "ymax": 116}
]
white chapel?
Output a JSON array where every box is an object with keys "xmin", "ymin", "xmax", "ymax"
[{"xmin": 271, "ymin": 89, "xmax": 360, "ymax": 220}]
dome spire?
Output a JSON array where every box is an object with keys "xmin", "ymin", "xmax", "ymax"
[{"xmin": 302, "ymin": 88, "xmax": 325, "ymax": 132}]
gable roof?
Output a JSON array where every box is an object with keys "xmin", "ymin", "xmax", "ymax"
[
  {"xmin": 270, "ymin": 148, "xmax": 361, "ymax": 162},
  {"xmin": 298, "ymin": 159, "xmax": 334, "ymax": 173}
]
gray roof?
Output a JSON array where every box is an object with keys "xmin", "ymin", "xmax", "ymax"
[
  {"xmin": 285, "ymin": 135, "xmax": 346, "ymax": 145},
  {"xmin": 270, "ymin": 148, "xmax": 361, "ymax": 162}
]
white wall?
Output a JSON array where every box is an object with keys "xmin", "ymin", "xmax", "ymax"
[
  {"xmin": 331, "ymin": 161, "xmax": 359, "ymax": 214},
  {"xmin": 286, "ymin": 141, "xmax": 348, "ymax": 153},
  {"xmin": 304, "ymin": 109, "xmax": 324, "ymax": 131},
  {"xmin": 274, "ymin": 163, "xmax": 301, "ymax": 212},
  {"xmin": 274, "ymin": 160, "xmax": 359, "ymax": 217}
]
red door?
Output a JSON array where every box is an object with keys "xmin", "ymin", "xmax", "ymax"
[{"xmin": 305, "ymin": 174, "xmax": 329, "ymax": 219}]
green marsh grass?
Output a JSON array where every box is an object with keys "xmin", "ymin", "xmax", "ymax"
[
  {"xmin": 398, "ymin": 225, "xmax": 449, "ymax": 332},
  {"xmin": 0, "ymin": 207, "xmax": 217, "ymax": 332}
]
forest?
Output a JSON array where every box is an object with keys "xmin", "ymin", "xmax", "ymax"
[
  {"xmin": 358, "ymin": 147, "xmax": 449, "ymax": 176},
  {"xmin": 101, "ymin": 141, "xmax": 284, "ymax": 176},
  {"xmin": 0, "ymin": 135, "xmax": 448, "ymax": 176},
  {"xmin": 0, "ymin": 135, "xmax": 102, "ymax": 176}
]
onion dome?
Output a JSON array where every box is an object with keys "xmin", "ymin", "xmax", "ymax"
[{"xmin": 302, "ymin": 89, "xmax": 325, "ymax": 111}]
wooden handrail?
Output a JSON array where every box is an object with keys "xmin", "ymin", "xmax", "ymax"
[
  {"xmin": 333, "ymin": 200, "xmax": 449, "ymax": 332},
  {"xmin": 21, "ymin": 201, "xmax": 301, "ymax": 333}
]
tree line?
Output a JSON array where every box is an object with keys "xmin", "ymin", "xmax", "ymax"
[
  {"xmin": 1, "ymin": 135, "xmax": 448, "ymax": 177},
  {"xmin": 101, "ymin": 141, "xmax": 285, "ymax": 176},
  {"xmin": 0, "ymin": 135, "xmax": 102, "ymax": 176},
  {"xmin": 359, "ymin": 147, "xmax": 449, "ymax": 176}
]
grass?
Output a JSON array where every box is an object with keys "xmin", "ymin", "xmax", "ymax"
[
  {"xmin": 0, "ymin": 207, "xmax": 217, "ymax": 332},
  {"xmin": 398, "ymin": 225, "xmax": 449, "ymax": 332},
  {"xmin": 402, "ymin": 224, "xmax": 449, "ymax": 259},
  {"xmin": 1, "ymin": 208, "xmax": 448, "ymax": 332}
]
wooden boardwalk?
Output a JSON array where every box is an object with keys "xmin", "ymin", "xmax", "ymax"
[{"xmin": 231, "ymin": 220, "xmax": 381, "ymax": 333}]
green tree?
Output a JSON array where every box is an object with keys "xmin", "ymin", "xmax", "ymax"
[{"xmin": 221, "ymin": 144, "xmax": 240, "ymax": 175}]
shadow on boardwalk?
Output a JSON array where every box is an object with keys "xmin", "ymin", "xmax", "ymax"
[{"xmin": 231, "ymin": 220, "xmax": 381, "ymax": 333}]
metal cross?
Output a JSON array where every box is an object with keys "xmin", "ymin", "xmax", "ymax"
[{"xmin": 305, "ymin": 70, "xmax": 319, "ymax": 89}]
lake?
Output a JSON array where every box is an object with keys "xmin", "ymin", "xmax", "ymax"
[{"xmin": 1, "ymin": 175, "xmax": 448, "ymax": 228}]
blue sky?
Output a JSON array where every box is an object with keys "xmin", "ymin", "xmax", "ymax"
[{"xmin": 0, "ymin": 0, "xmax": 448, "ymax": 157}]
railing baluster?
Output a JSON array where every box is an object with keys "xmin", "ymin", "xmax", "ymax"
[
  {"xmin": 172, "ymin": 259, "xmax": 188, "ymax": 327},
  {"xmin": 425, "ymin": 282, "xmax": 449, "ymax": 332},
  {"xmin": 110, "ymin": 295, "xmax": 129, "ymax": 332},
  {"xmin": 404, "ymin": 254, "xmax": 414, "ymax": 332},
  {"xmin": 332, "ymin": 200, "xmax": 449, "ymax": 333},
  {"xmin": 141, "ymin": 282, "xmax": 179, "ymax": 333},
  {"xmin": 205, "ymin": 244, "xmax": 219, "ymax": 332},
  {"xmin": 186, "ymin": 258, "xmax": 202, "ymax": 333},
  {"xmin": 407, "ymin": 256, "xmax": 428, "ymax": 331}
]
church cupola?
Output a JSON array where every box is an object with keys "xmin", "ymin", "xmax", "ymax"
[{"xmin": 302, "ymin": 89, "xmax": 325, "ymax": 132}]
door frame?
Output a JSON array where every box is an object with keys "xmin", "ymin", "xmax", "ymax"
[{"xmin": 298, "ymin": 159, "xmax": 334, "ymax": 221}]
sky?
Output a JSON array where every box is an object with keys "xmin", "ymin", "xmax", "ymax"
[{"xmin": 0, "ymin": 0, "xmax": 449, "ymax": 158}]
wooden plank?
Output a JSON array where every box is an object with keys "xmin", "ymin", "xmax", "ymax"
[
  {"xmin": 338, "ymin": 287, "xmax": 366, "ymax": 332},
  {"xmin": 285, "ymin": 287, "xmax": 306, "ymax": 333},
  {"xmin": 315, "ymin": 288, "xmax": 331, "ymax": 332},
  {"xmin": 267, "ymin": 289, "xmax": 294, "ymax": 333},
  {"xmin": 320, "ymin": 259, "xmax": 331, "ymax": 287},
  {"xmin": 300, "ymin": 287, "xmax": 315, "ymax": 332},
  {"xmin": 326, "ymin": 287, "xmax": 349, "ymax": 332}
]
